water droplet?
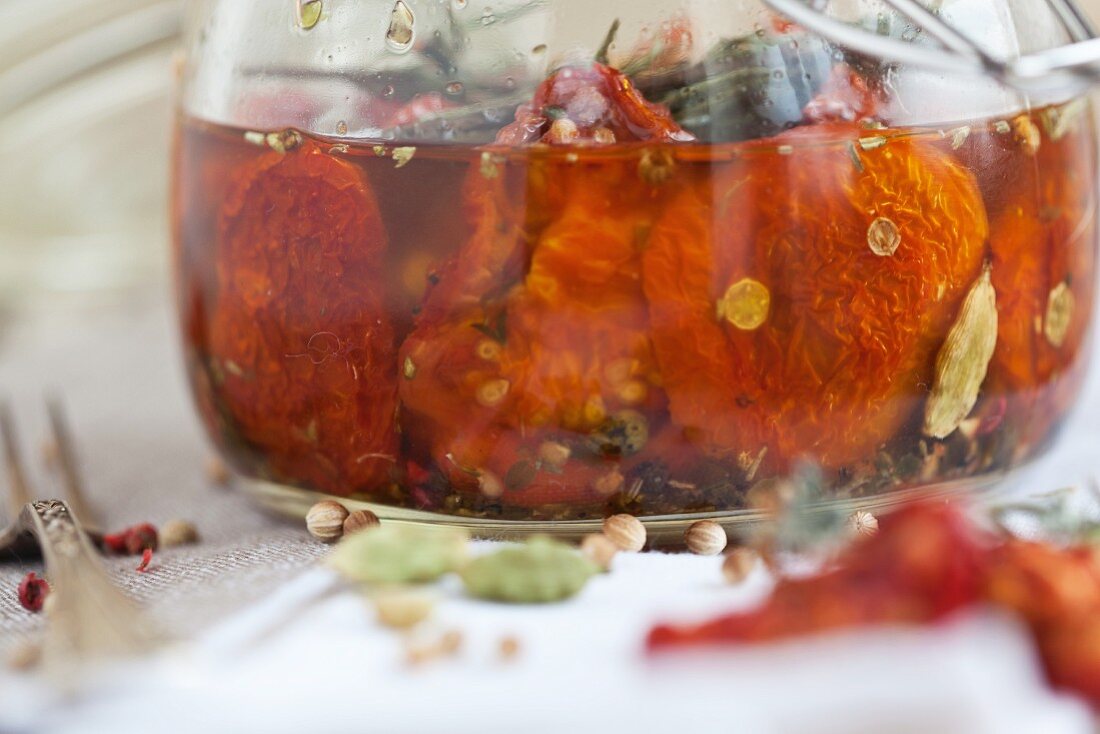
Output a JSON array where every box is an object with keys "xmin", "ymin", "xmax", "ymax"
[
  {"xmin": 504, "ymin": 77, "xmax": 516, "ymax": 89},
  {"xmin": 453, "ymin": 0, "xmax": 467, "ymax": 8},
  {"xmin": 772, "ymin": 70, "xmax": 784, "ymax": 80},
  {"xmin": 386, "ymin": 0, "xmax": 415, "ymax": 53},
  {"xmin": 382, "ymin": 84, "xmax": 395, "ymax": 98},
  {"xmin": 297, "ymin": 0, "xmax": 322, "ymax": 29},
  {"xmin": 445, "ymin": 81, "xmax": 464, "ymax": 96},
  {"xmin": 480, "ymin": 7, "xmax": 497, "ymax": 26},
  {"xmin": 532, "ymin": 44, "xmax": 547, "ymax": 55},
  {"xmin": 336, "ymin": 120, "xmax": 348, "ymax": 135}
]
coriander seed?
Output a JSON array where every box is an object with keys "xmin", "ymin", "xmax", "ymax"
[
  {"xmin": 722, "ymin": 547, "xmax": 760, "ymax": 584},
  {"xmin": 306, "ymin": 500, "xmax": 349, "ymax": 543},
  {"xmin": 373, "ymin": 589, "xmax": 434, "ymax": 629},
  {"xmin": 685, "ymin": 520, "xmax": 727, "ymax": 556},
  {"xmin": 848, "ymin": 510, "xmax": 879, "ymax": 537},
  {"xmin": 344, "ymin": 509, "xmax": 381, "ymax": 535},
  {"xmin": 499, "ymin": 636, "xmax": 521, "ymax": 662},
  {"xmin": 580, "ymin": 533, "xmax": 618, "ymax": 571},
  {"xmin": 603, "ymin": 514, "xmax": 646, "ymax": 552}
]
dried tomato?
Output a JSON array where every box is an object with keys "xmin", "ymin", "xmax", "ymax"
[
  {"xmin": 400, "ymin": 160, "xmax": 673, "ymax": 507},
  {"xmin": 648, "ymin": 502, "xmax": 1100, "ymax": 708},
  {"xmin": 496, "ymin": 63, "xmax": 693, "ymax": 145},
  {"xmin": 208, "ymin": 143, "xmax": 399, "ymax": 496},
  {"xmin": 985, "ymin": 114, "xmax": 1098, "ymax": 455},
  {"xmin": 399, "ymin": 65, "xmax": 691, "ymax": 507},
  {"xmin": 642, "ymin": 123, "xmax": 988, "ymax": 472}
]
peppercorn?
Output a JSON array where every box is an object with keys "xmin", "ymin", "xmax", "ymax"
[{"xmin": 17, "ymin": 572, "xmax": 49, "ymax": 613}]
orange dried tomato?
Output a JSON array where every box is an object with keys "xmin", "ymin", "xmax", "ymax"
[
  {"xmin": 643, "ymin": 123, "xmax": 989, "ymax": 472},
  {"xmin": 985, "ymin": 114, "xmax": 1098, "ymax": 454},
  {"xmin": 400, "ymin": 158, "xmax": 672, "ymax": 507},
  {"xmin": 208, "ymin": 143, "xmax": 399, "ymax": 495},
  {"xmin": 399, "ymin": 64, "xmax": 689, "ymax": 506}
]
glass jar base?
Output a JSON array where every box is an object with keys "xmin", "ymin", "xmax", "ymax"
[{"xmin": 239, "ymin": 473, "xmax": 1011, "ymax": 547}]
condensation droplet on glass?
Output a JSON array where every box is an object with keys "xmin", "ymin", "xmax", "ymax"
[
  {"xmin": 445, "ymin": 81, "xmax": 464, "ymax": 96},
  {"xmin": 297, "ymin": 0, "xmax": 322, "ymax": 29},
  {"xmin": 386, "ymin": 0, "xmax": 415, "ymax": 53},
  {"xmin": 480, "ymin": 7, "xmax": 497, "ymax": 26},
  {"xmin": 772, "ymin": 70, "xmax": 784, "ymax": 80},
  {"xmin": 382, "ymin": 84, "xmax": 395, "ymax": 98},
  {"xmin": 504, "ymin": 77, "xmax": 516, "ymax": 89},
  {"xmin": 452, "ymin": 0, "xmax": 467, "ymax": 9},
  {"xmin": 753, "ymin": 23, "xmax": 765, "ymax": 38},
  {"xmin": 335, "ymin": 120, "xmax": 348, "ymax": 136}
]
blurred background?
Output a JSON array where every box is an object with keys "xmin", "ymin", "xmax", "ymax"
[{"xmin": 0, "ymin": 0, "xmax": 179, "ymax": 302}]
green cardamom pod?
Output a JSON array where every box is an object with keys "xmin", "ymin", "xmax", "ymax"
[
  {"xmin": 328, "ymin": 524, "xmax": 469, "ymax": 584},
  {"xmin": 460, "ymin": 536, "xmax": 598, "ymax": 604}
]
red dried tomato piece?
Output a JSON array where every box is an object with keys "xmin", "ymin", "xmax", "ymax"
[
  {"xmin": 984, "ymin": 112, "xmax": 1098, "ymax": 456},
  {"xmin": 209, "ymin": 142, "xmax": 399, "ymax": 496},
  {"xmin": 496, "ymin": 63, "xmax": 693, "ymax": 145},
  {"xmin": 642, "ymin": 123, "xmax": 988, "ymax": 472}
]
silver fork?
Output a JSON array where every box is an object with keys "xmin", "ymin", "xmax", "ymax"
[
  {"xmin": 1, "ymin": 398, "xmax": 156, "ymax": 669},
  {"xmin": 764, "ymin": 0, "xmax": 1100, "ymax": 95}
]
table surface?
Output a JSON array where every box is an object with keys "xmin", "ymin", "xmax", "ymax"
[{"xmin": 1, "ymin": 289, "xmax": 1100, "ymax": 733}]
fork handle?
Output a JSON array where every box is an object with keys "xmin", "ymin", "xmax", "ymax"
[{"xmin": 21, "ymin": 500, "xmax": 156, "ymax": 662}]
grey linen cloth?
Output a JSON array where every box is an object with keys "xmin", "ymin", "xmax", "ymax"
[{"xmin": 0, "ymin": 290, "xmax": 325, "ymax": 650}]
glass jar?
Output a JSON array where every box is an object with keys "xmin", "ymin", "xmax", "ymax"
[{"xmin": 173, "ymin": 0, "xmax": 1098, "ymax": 538}]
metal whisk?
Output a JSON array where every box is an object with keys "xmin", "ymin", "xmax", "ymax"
[{"xmin": 764, "ymin": 0, "xmax": 1100, "ymax": 96}]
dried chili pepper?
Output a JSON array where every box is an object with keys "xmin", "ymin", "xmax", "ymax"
[
  {"xmin": 136, "ymin": 548, "xmax": 153, "ymax": 573},
  {"xmin": 208, "ymin": 141, "xmax": 399, "ymax": 496},
  {"xmin": 648, "ymin": 501, "xmax": 1100, "ymax": 708},
  {"xmin": 649, "ymin": 502, "xmax": 987, "ymax": 648},
  {"xmin": 18, "ymin": 572, "xmax": 49, "ymax": 613},
  {"xmin": 496, "ymin": 62, "xmax": 693, "ymax": 145},
  {"xmin": 642, "ymin": 122, "xmax": 988, "ymax": 472}
]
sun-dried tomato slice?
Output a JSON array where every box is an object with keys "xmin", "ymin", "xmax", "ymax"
[
  {"xmin": 208, "ymin": 142, "xmax": 399, "ymax": 495},
  {"xmin": 643, "ymin": 123, "xmax": 989, "ymax": 472},
  {"xmin": 399, "ymin": 158, "xmax": 674, "ymax": 507},
  {"xmin": 399, "ymin": 64, "xmax": 691, "ymax": 507},
  {"xmin": 985, "ymin": 111, "xmax": 1097, "ymax": 455}
]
